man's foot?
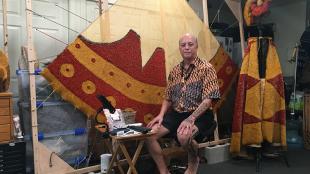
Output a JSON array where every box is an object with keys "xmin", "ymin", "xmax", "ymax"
[
  {"xmin": 158, "ymin": 168, "xmax": 171, "ymax": 174},
  {"xmin": 158, "ymin": 171, "xmax": 171, "ymax": 174},
  {"xmin": 185, "ymin": 156, "xmax": 199, "ymax": 174}
]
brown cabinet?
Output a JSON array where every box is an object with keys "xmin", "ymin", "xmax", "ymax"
[{"xmin": 0, "ymin": 92, "xmax": 13, "ymax": 143}]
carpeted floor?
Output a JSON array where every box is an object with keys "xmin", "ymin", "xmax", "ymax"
[{"xmin": 198, "ymin": 147, "xmax": 310, "ymax": 174}]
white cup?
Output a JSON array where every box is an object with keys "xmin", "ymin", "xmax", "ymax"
[{"xmin": 100, "ymin": 153, "xmax": 112, "ymax": 173}]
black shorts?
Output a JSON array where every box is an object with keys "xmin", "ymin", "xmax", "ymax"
[{"xmin": 162, "ymin": 109, "xmax": 214, "ymax": 143}]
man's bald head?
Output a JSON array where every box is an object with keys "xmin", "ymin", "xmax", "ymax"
[
  {"xmin": 179, "ymin": 33, "xmax": 198, "ymax": 47},
  {"xmin": 179, "ymin": 33, "xmax": 198, "ymax": 61}
]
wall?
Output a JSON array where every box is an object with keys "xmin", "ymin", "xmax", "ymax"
[{"xmin": 263, "ymin": 0, "xmax": 306, "ymax": 77}]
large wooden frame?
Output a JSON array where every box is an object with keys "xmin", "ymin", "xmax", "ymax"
[{"xmin": 26, "ymin": 0, "xmax": 245, "ymax": 173}]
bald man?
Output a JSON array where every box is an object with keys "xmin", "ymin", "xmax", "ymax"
[{"xmin": 146, "ymin": 33, "xmax": 220, "ymax": 174}]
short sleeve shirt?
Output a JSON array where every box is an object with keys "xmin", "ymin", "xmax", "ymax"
[{"xmin": 165, "ymin": 57, "xmax": 220, "ymax": 113}]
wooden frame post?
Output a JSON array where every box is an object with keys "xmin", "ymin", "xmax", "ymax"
[
  {"xmin": 237, "ymin": 2, "xmax": 245, "ymax": 57},
  {"xmin": 99, "ymin": 0, "xmax": 110, "ymax": 41},
  {"xmin": 25, "ymin": 1, "xmax": 81, "ymax": 173},
  {"xmin": 99, "ymin": 0, "xmax": 103, "ymax": 15},
  {"xmin": 202, "ymin": 0, "xmax": 213, "ymax": 63},
  {"xmin": 202, "ymin": 0, "xmax": 209, "ymax": 28},
  {"xmin": 99, "ymin": 0, "xmax": 108, "ymax": 15},
  {"xmin": 25, "ymin": 0, "xmax": 40, "ymax": 173},
  {"xmin": 2, "ymin": 0, "xmax": 8, "ymax": 56}
]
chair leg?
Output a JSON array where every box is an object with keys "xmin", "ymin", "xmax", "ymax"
[
  {"xmin": 256, "ymin": 149, "xmax": 262, "ymax": 173},
  {"xmin": 282, "ymin": 152, "xmax": 290, "ymax": 168},
  {"xmin": 262, "ymin": 149, "xmax": 290, "ymax": 168}
]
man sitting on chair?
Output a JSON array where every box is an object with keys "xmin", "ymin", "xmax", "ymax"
[{"xmin": 146, "ymin": 33, "xmax": 220, "ymax": 174}]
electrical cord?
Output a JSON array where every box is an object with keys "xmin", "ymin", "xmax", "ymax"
[{"xmin": 49, "ymin": 151, "xmax": 56, "ymax": 167}]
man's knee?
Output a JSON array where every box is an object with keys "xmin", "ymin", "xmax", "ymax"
[
  {"xmin": 147, "ymin": 125, "xmax": 169, "ymax": 142},
  {"xmin": 177, "ymin": 133, "xmax": 191, "ymax": 146}
]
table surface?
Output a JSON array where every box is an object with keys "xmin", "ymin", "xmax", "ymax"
[
  {"xmin": 111, "ymin": 131, "xmax": 155, "ymax": 140},
  {"xmin": 95, "ymin": 124, "xmax": 155, "ymax": 140}
]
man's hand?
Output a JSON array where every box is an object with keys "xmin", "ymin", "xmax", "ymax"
[
  {"xmin": 147, "ymin": 99, "xmax": 171, "ymax": 129},
  {"xmin": 177, "ymin": 118, "xmax": 194, "ymax": 135},
  {"xmin": 147, "ymin": 115, "xmax": 163, "ymax": 128}
]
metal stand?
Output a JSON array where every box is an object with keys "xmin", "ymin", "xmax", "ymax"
[{"xmin": 248, "ymin": 144, "xmax": 290, "ymax": 173}]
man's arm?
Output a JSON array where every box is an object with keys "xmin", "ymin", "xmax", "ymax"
[
  {"xmin": 186, "ymin": 98, "xmax": 212, "ymax": 124},
  {"xmin": 147, "ymin": 99, "xmax": 172, "ymax": 128},
  {"xmin": 158, "ymin": 99, "xmax": 172, "ymax": 117},
  {"xmin": 185, "ymin": 63, "xmax": 220, "ymax": 123},
  {"xmin": 177, "ymin": 98, "xmax": 212, "ymax": 135}
]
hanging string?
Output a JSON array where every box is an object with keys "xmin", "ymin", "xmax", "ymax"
[
  {"xmin": 34, "ymin": 28, "xmax": 68, "ymax": 46},
  {"xmin": 36, "ymin": 84, "xmax": 52, "ymax": 95},
  {"xmin": 207, "ymin": 0, "xmax": 239, "ymax": 37},
  {"xmin": 87, "ymin": 0, "xmax": 115, "ymax": 6},
  {"xmin": 218, "ymin": 21, "xmax": 239, "ymax": 36},
  {"xmin": 39, "ymin": 55, "xmax": 58, "ymax": 61},
  {"xmin": 26, "ymin": 9, "xmax": 79, "ymax": 34},
  {"xmin": 25, "ymin": 4, "xmax": 91, "ymax": 111},
  {"xmin": 55, "ymin": 4, "xmax": 92, "ymax": 23},
  {"xmin": 36, "ymin": 90, "xmax": 56, "ymax": 110},
  {"xmin": 209, "ymin": 0, "xmax": 226, "ymax": 29},
  {"xmin": 91, "ymin": 1, "xmax": 152, "ymax": 13}
]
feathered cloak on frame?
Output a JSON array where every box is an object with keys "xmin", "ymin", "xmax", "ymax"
[{"xmin": 230, "ymin": 37, "xmax": 286, "ymax": 153}]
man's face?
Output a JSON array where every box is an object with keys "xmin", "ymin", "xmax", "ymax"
[{"xmin": 179, "ymin": 35, "xmax": 198, "ymax": 60}]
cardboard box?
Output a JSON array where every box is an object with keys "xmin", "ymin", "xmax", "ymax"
[{"xmin": 203, "ymin": 143, "xmax": 231, "ymax": 164}]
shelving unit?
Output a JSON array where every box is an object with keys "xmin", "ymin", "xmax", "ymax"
[{"xmin": 0, "ymin": 92, "xmax": 13, "ymax": 143}]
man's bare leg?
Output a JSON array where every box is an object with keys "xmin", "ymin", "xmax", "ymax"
[
  {"xmin": 185, "ymin": 139, "xmax": 199, "ymax": 174},
  {"xmin": 177, "ymin": 126, "xmax": 200, "ymax": 174},
  {"xmin": 146, "ymin": 125, "xmax": 170, "ymax": 174}
]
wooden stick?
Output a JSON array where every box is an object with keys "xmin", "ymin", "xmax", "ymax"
[
  {"xmin": 202, "ymin": 0, "xmax": 209, "ymax": 28},
  {"xmin": 2, "ymin": 0, "xmax": 8, "ymax": 56},
  {"xmin": 198, "ymin": 138, "xmax": 231, "ymax": 148},
  {"xmin": 99, "ymin": 0, "xmax": 103, "ymax": 15},
  {"xmin": 238, "ymin": 1, "xmax": 245, "ymax": 57},
  {"xmin": 127, "ymin": 140, "xmax": 144, "ymax": 174},
  {"xmin": 99, "ymin": 0, "xmax": 110, "ymax": 41},
  {"xmin": 119, "ymin": 143, "xmax": 138, "ymax": 174},
  {"xmin": 213, "ymin": 110, "xmax": 219, "ymax": 141},
  {"xmin": 26, "ymin": 0, "xmax": 40, "ymax": 173}
]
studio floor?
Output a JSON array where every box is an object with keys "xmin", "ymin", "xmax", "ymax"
[{"xmin": 198, "ymin": 147, "xmax": 310, "ymax": 174}]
